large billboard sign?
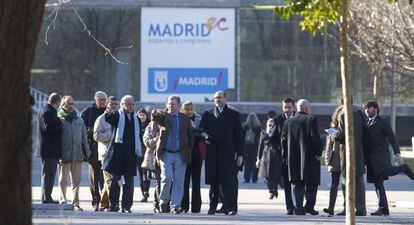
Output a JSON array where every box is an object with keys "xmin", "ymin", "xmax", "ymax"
[{"xmin": 141, "ymin": 7, "xmax": 235, "ymax": 102}]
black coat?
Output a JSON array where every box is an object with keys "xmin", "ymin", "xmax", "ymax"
[
  {"xmin": 336, "ymin": 107, "xmax": 369, "ymax": 178},
  {"xmin": 366, "ymin": 115, "xmax": 400, "ymax": 183},
  {"xmin": 242, "ymin": 124, "xmax": 261, "ymax": 164},
  {"xmin": 199, "ymin": 105, "xmax": 243, "ymax": 186},
  {"xmin": 81, "ymin": 103, "xmax": 105, "ymax": 161},
  {"xmin": 257, "ymin": 131, "xmax": 282, "ymax": 180},
  {"xmin": 35, "ymin": 104, "xmax": 63, "ymax": 159},
  {"xmin": 281, "ymin": 112, "xmax": 322, "ymax": 185},
  {"xmin": 103, "ymin": 111, "xmax": 140, "ymax": 177}
]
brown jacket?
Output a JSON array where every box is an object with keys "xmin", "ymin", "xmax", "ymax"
[{"xmin": 153, "ymin": 110, "xmax": 194, "ymax": 164}]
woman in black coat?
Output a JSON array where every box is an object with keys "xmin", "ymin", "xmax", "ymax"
[
  {"xmin": 256, "ymin": 118, "xmax": 282, "ymax": 199},
  {"xmin": 243, "ymin": 113, "xmax": 262, "ymax": 183}
]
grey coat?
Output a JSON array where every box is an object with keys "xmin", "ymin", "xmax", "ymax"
[{"xmin": 60, "ymin": 114, "xmax": 90, "ymax": 162}]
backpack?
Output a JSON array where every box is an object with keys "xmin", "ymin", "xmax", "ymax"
[{"xmin": 244, "ymin": 128, "xmax": 256, "ymax": 144}]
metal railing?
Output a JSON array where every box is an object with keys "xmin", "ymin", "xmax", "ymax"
[{"xmin": 30, "ymin": 87, "xmax": 49, "ymax": 114}]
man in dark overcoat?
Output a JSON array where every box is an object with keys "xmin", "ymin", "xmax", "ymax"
[
  {"xmin": 273, "ymin": 98, "xmax": 296, "ymax": 215},
  {"xmin": 81, "ymin": 91, "xmax": 107, "ymax": 211},
  {"xmin": 281, "ymin": 99, "xmax": 322, "ymax": 216},
  {"xmin": 363, "ymin": 101, "xmax": 414, "ymax": 216},
  {"xmin": 103, "ymin": 95, "xmax": 142, "ymax": 213},
  {"xmin": 35, "ymin": 93, "xmax": 62, "ymax": 204},
  {"xmin": 199, "ymin": 91, "xmax": 243, "ymax": 216}
]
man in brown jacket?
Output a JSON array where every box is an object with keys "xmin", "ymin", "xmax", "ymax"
[{"xmin": 152, "ymin": 95, "xmax": 194, "ymax": 214}]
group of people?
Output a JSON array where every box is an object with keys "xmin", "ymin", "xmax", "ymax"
[
  {"xmin": 36, "ymin": 90, "xmax": 243, "ymax": 215},
  {"xmin": 248, "ymin": 98, "xmax": 414, "ymax": 217},
  {"xmin": 36, "ymin": 91, "xmax": 414, "ymax": 216}
]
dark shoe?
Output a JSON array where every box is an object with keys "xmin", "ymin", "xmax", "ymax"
[
  {"xmin": 336, "ymin": 210, "xmax": 345, "ymax": 216},
  {"xmin": 207, "ymin": 208, "xmax": 215, "ymax": 215},
  {"xmin": 122, "ymin": 208, "xmax": 132, "ymax": 213},
  {"xmin": 215, "ymin": 208, "xmax": 227, "ymax": 214},
  {"xmin": 160, "ymin": 204, "xmax": 171, "ymax": 213},
  {"xmin": 371, "ymin": 208, "xmax": 389, "ymax": 216},
  {"xmin": 355, "ymin": 209, "xmax": 367, "ymax": 216},
  {"xmin": 171, "ymin": 208, "xmax": 182, "ymax": 214},
  {"xmin": 402, "ymin": 164, "xmax": 414, "ymax": 180},
  {"xmin": 99, "ymin": 207, "xmax": 108, "ymax": 212},
  {"xmin": 287, "ymin": 209, "xmax": 294, "ymax": 215},
  {"xmin": 93, "ymin": 205, "xmax": 99, "ymax": 212},
  {"xmin": 323, "ymin": 208, "xmax": 334, "ymax": 216},
  {"xmin": 306, "ymin": 209, "xmax": 319, "ymax": 215},
  {"xmin": 252, "ymin": 180, "xmax": 258, "ymax": 183},
  {"xmin": 269, "ymin": 193, "xmax": 275, "ymax": 200},
  {"xmin": 140, "ymin": 197, "xmax": 148, "ymax": 203},
  {"xmin": 295, "ymin": 209, "xmax": 306, "ymax": 215},
  {"xmin": 227, "ymin": 210, "xmax": 237, "ymax": 216},
  {"xmin": 191, "ymin": 209, "xmax": 200, "ymax": 213},
  {"xmin": 106, "ymin": 207, "xmax": 118, "ymax": 212}
]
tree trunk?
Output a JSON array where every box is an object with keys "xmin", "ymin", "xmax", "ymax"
[
  {"xmin": 0, "ymin": 1, "xmax": 46, "ymax": 224},
  {"xmin": 340, "ymin": 0, "xmax": 356, "ymax": 225}
]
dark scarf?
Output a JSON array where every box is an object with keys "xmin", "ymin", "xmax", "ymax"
[{"xmin": 59, "ymin": 108, "xmax": 78, "ymax": 122}]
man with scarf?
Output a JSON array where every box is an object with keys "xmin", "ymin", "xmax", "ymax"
[
  {"xmin": 81, "ymin": 91, "xmax": 107, "ymax": 211},
  {"xmin": 104, "ymin": 95, "xmax": 142, "ymax": 213}
]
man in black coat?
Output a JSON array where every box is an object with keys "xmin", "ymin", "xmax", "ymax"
[
  {"xmin": 281, "ymin": 99, "xmax": 322, "ymax": 216},
  {"xmin": 35, "ymin": 93, "xmax": 62, "ymax": 204},
  {"xmin": 200, "ymin": 91, "xmax": 243, "ymax": 216},
  {"xmin": 273, "ymin": 98, "xmax": 296, "ymax": 215},
  {"xmin": 104, "ymin": 95, "xmax": 142, "ymax": 213},
  {"xmin": 81, "ymin": 91, "xmax": 107, "ymax": 211},
  {"xmin": 363, "ymin": 101, "xmax": 414, "ymax": 216}
]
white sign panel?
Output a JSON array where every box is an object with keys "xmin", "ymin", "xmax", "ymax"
[{"xmin": 141, "ymin": 7, "xmax": 235, "ymax": 102}]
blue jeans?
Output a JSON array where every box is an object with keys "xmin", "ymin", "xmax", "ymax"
[{"xmin": 159, "ymin": 152, "xmax": 186, "ymax": 209}]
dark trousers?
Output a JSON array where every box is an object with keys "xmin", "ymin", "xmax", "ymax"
[
  {"xmin": 328, "ymin": 171, "xmax": 341, "ymax": 210},
  {"xmin": 108, "ymin": 174, "xmax": 134, "ymax": 210},
  {"xmin": 89, "ymin": 159, "xmax": 103, "ymax": 207},
  {"xmin": 209, "ymin": 176, "xmax": 238, "ymax": 212},
  {"xmin": 293, "ymin": 181, "xmax": 318, "ymax": 211},
  {"xmin": 244, "ymin": 161, "xmax": 258, "ymax": 183},
  {"xmin": 41, "ymin": 158, "xmax": 59, "ymax": 202},
  {"xmin": 282, "ymin": 164, "xmax": 295, "ymax": 211},
  {"xmin": 137, "ymin": 157, "xmax": 151, "ymax": 198},
  {"xmin": 374, "ymin": 165, "xmax": 407, "ymax": 210},
  {"xmin": 266, "ymin": 177, "xmax": 279, "ymax": 194},
  {"xmin": 181, "ymin": 158, "xmax": 202, "ymax": 212},
  {"xmin": 153, "ymin": 166, "xmax": 162, "ymax": 209}
]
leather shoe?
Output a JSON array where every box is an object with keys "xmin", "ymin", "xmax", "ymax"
[
  {"xmin": 371, "ymin": 207, "xmax": 389, "ymax": 216},
  {"xmin": 140, "ymin": 197, "xmax": 148, "ymax": 203},
  {"xmin": 306, "ymin": 209, "xmax": 319, "ymax": 215},
  {"xmin": 215, "ymin": 208, "xmax": 227, "ymax": 214},
  {"xmin": 295, "ymin": 209, "xmax": 306, "ymax": 215},
  {"xmin": 287, "ymin": 209, "xmax": 294, "ymax": 215},
  {"xmin": 153, "ymin": 207, "xmax": 160, "ymax": 213},
  {"xmin": 171, "ymin": 208, "xmax": 182, "ymax": 214},
  {"xmin": 160, "ymin": 204, "xmax": 170, "ymax": 213},
  {"xmin": 323, "ymin": 208, "xmax": 334, "ymax": 216},
  {"xmin": 402, "ymin": 164, "xmax": 414, "ymax": 180},
  {"xmin": 336, "ymin": 210, "xmax": 345, "ymax": 216},
  {"xmin": 122, "ymin": 208, "xmax": 132, "ymax": 213},
  {"xmin": 269, "ymin": 193, "xmax": 275, "ymax": 200},
  {"xmin": 207, "ymin": 208, "xmax": 215, "ymax": 215},
  {"xmin": 227, "ymin": 210, "xmax": 237, "ymax": 216},
  {"xmin": 355, "ymin": 210, "xmax": 367, "ymax": 216}
]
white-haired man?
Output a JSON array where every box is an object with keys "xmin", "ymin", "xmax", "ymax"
[
  {"xmin": 103, "ymin": 95, "xmax": 142, "ymax": 213},
  {"xmin": 281, "ymin": 99, "xmax": 322, "ymax": 215}
]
